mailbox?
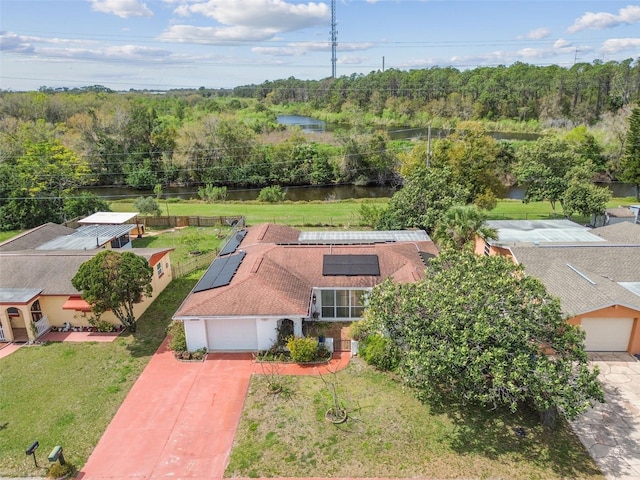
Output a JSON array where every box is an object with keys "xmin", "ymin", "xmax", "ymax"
[
  {"xmin": 26, "ymin": 441, "xmax": 39, "ymax": 467},
  {"xmin": 48, "ymin": 445, "xmax": 66, "ymax": 465},
  {"xmin": 26, "ymin": 441, "xmax": 39, "ymax": 456}
]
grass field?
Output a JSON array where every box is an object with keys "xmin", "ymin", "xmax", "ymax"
[
  {"xmin": 110, "ymin": 197, "xmax": 638, "ymax": 227},
  {"xmin": 132, "ymin": 225, "xmax": 233, "ymax": 263},
  {"xmin": 0, "ymin": 274, "xmax": 200, "ymax": 477},
  {"xmin": 227, "ymin": 359, "xmax": 603, "ymax": 479}
]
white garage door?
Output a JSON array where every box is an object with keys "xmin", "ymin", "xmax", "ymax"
[
  {"xmin": 207, "ymin": 318, "xmax": 258, "ymax": 351},
  {"xmin": 581, "ymin": 317, "xmax": 633, "ymax": 351}
]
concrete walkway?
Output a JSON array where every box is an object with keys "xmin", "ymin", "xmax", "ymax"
[
  {"xmin": 0, "ymin": 343, "xmax": 22, "ymax": 359},
  {"xmin": 571, "ymin": 353, "xmax": 640, "ymax": 480},
  {"xmin": 77, "ymin": 343, "xmax": 349, "ymax": 480}
]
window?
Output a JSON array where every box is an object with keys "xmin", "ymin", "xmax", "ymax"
[
  {"xmin": 319, "ymin": 288, "xmax": 369, "ymax": 319},
  {"xmin": 156, "ymin": 262, "xmax": 164, "ymax": 277},
  {"xmin": 7, "ymin": 307, "xmax": 20, "ymax": 318},
  {"xmin": 483, "ymin": 242, "xmax": 491, "ymax": 256},
  {"xmin": 30, "ymin": 300, "xmax": 43, "ymax": 322}
]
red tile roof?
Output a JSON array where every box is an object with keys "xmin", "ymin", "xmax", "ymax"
[{"xmin": 175, "ymin": 224, "xmax": 437, "ymax": 318}]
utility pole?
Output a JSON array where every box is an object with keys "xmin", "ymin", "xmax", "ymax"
[
  {"xmin": 426, "ymin": 125, "xmax": 432, "ymax": 168},
  {"xmin": 331, "ymin": 0, "xmax": 337, "ymax": 78},
  {"xmin": 382, "ymin": 56, "xmax": 385, "ymax": 72}
]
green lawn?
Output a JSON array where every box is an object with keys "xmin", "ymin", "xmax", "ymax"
[
  {"xmin": 0, "ymin": 274, "xmax": 200, "ymax": 477},
  {"xmin": 132, "ymin": 226, "xmax": 232, "ymax": 263},
  {"xmin": 110, "ymin": 197, "xmax": 637, "ymax": 227},
  {"xmin": 227, "ymin": 360, "xmax": 603, "ymax": 479},
  {"xmin": 0, "ymin": 230, "xmax": 21, "ymax": 243}
]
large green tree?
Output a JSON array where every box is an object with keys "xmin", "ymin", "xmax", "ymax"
[
  {"xmin": 376, "ymin": 166, "xmax": 468, "ymax": 233},
  {"xmin": 71, "ymin": 250, "xmax": 153, "ymax": 332},
  {"xmin": 621, "ymin": 102, "xmax": 640, "ymax": 200},
  {"xmin": 431, "ymin": 122, "xmax": 505, "ymax": 202},
  {"xmin": 363, "ymin": 251, "xmax": 604, "ymax": 428},
  {"xmin": 515, "ymin": 136, "xmax": 581, "ymax": 215},
  {"xmin": 0, "ymin": 139, "xmax": 92, "ymax": 229}
]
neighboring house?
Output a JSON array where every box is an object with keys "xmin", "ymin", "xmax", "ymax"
[
  {"xmin": 474, "ymin": 219, "xmax": 606, "ymax": 257},
  {"xmin": 475, "ymin": 220, "xmax": 640, "ymax": 354},
  {"xmin": 0, "ymin": 220, "xmax": 173, "ymax": 343},
  {"xmin": 173, "ymin": 223, "xmax": 438, "ymax": 352},
  {"xmin": 591, "ymin": 205, "xmax": 640, "ymax": 227}
]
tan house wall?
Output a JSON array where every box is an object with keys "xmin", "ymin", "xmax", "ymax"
[
  {"xmin": 473, "ymin": 238, "xmax": 513, "ymax": 259},
  {"xmin": 567, "ymin": 305, "xmax": 640, "ymax": 354},
  {"xmin": 51, "ymin": 251, "xmax": 174, "ymax": 328},
  {"xmin": 1, "ymin": 251, "xmax": 174, "ymax": 336}
]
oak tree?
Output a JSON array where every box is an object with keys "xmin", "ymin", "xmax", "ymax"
[
  {"xmin": 71, "ymin": 250, "xmax": 153, "ymax": 332},
  {"xmin": 363, "ymin": 251, "xmax": 604, "ymax": 428}
]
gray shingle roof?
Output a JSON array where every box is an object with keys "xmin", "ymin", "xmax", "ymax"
[
  {"xmin": 0, "ymin": 248, "xmax": 172, "ymax": 295},
  {"xmin": 511, "ymin": 245, "xmax": 640, "ymax": 316},
  {"xmin": 0, "ymin": 223, "xmax": 76, "ymax": 252},
  {"xmin": 590, "ymin": 222, "xmax": 640, "ymax": 244}
]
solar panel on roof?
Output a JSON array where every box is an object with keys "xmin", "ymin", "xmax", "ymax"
[
  {"xmin": 219, "ymin": 230, "xmax": 247, "ymax": 256},
  {"xmin": 193, "ymin": 251, "xmax": 246, "ymax": 293},
  {"xmin": 323, "ymin": 254, "xmax": 380, "ymax": 276}
]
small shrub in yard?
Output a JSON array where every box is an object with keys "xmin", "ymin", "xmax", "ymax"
[
  {"xmin": 360, "ymin": 334, "xmax": 400, "ymax": 371},
  {"xmin": 167, "ymin": 320, "xmax": 187, "ymax": 352},
  {"xmin": 257, "ymin": 185, "xmax": 286, "ymax": 203},
  {"xmin": 287, "ymin": 336, "xmax": 319, "ymax": 363},
  {"xmin": 89, "ymin": 318, "xmax": 116, "ymax": 332},
  {"xmin": 47, "ymin": 462, "xmax": 76, "ymax": 479}
]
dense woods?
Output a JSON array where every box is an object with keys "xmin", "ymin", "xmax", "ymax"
[{"xmin": 1, "ymin": 60, "xmax": 639, "ymax": 229}]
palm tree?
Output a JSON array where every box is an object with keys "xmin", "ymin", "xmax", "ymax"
[{"xmin": 433, "ymin": 205, "xmax": 497, "ymax": 251}]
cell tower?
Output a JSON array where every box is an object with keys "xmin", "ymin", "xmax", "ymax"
[{"xmin": 331, "ymin": 0, "xmax": 337, "ymax": 78}]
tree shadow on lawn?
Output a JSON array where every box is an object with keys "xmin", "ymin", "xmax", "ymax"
[
  {"xmin": 429, "ymin": 400, "xmax": 602, "ymax": 479},
  {"xmin": 124, "ymin": 277, "xmax": 199, "ymax": 358}
]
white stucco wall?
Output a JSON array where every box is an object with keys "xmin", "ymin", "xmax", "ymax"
[
  {"xmin": 257, "ymin": 318, "xmax": 279, "ymax": 350},
  {"xmin": 184, "ymin": 319, "xmax": 208, "ymax": 351}
]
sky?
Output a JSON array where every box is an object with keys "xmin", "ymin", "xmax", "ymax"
[{"xmin": 1, "ymin": 0, "xmax": 639, "ymax": 92}]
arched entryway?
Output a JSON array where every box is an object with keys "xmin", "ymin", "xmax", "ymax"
[{"xmin": 4, "ymin": 307, "xmax": 29, "ymax": 343}]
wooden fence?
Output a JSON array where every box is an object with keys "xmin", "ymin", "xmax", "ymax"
[
  {"xmin": 169, "ymin": 218, "xmax": 246, "ymax": 278},
  {"xmin": 143, "ymin": 215, "xmax": 244, "ymax": 228},
  {"xmin": 171, "ymin": 250, "xmax": 218, "ymax": 278}
]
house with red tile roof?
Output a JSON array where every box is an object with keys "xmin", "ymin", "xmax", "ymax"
[{"xmin": 173, "ymin": 223, "xmax": 437, "ymax": 352}]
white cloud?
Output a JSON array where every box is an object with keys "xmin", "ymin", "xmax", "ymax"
[
  {"xmin": 0, "ymin": 31, "xmax": 97, "ymax": 53},
  {"xmin": 601, "ymin": 37, "xmax": 640, "ymax": 54},
  {"xmin": 159, "ymin": 24, "xmax": 276, "ymax": 44},
  {"xmin": 0, "ymin": 32, "xmax": 36, "ymax": 53},
  {"xmin": 553, "ymin": 38, "xmax": 571, "ymax": 49},
  {"xmin": 568, "ymin": 5, "xmax": 640, "ymax": 33},
  {"xmin": 252, "ymin": 41, "xmax": 373, "ymax": 57},
  {"xmin": 520, "ymin": 27, "xmax": 551, "ymax": 40},
  {"xmin": 170, "ymin": 0, "xmax": 329, "ymax": 31},
  {"xmin": 88, "ymin": 0, "xmax": 153, "ymax": 18},
  {"xmin": 338, "ymin": 55, "xmax": 367, "ymax": 65}
]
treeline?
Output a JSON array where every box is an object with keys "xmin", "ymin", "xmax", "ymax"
[
  {"xmin": 234, "ymin": 60, "xmax": 640, "ymax": 125},
  {"xmin": 1, "ymin": 61, "xmax": 639, "ymax": 230}
]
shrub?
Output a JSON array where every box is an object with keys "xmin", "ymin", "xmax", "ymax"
[
  {"xmin": 47, "ymin": 462, "xmax": 76, "ymax": 479},
  {"xmin": 134, "ymin": 196, "xmax": 162, "ymax": 216},
  {"xmin": 257, "ymin": 185, "xmax": 286, "ymax": 203},
  {"xmin": 358, "ymin": 202, "xmax": 384, "ymax": 227},
  {"xmin": 286, "ymin": 336, "xmax": 319, "ymax": 363},
  {"xmin": 87, "ymin": 317, "xmax": 116, "ymax": 332},
  {"xmin": 167, "ymin": 321, "xmax": 187, "ymax": 352},
  {"xmin": 198, "ymin": 184, "xmax": 228, "ymax": 202},
  {"xmin": 349, "ymin": 319, "xmax": 372, "ymax": 341},
  {"xmin": 360, "ymin": 334, "xmax": 400, "ymax": 371}
]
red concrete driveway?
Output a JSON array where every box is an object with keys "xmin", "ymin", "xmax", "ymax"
[{"xmin": 78, "ymin": 342, "xmax": 348, "ymax": 480}]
